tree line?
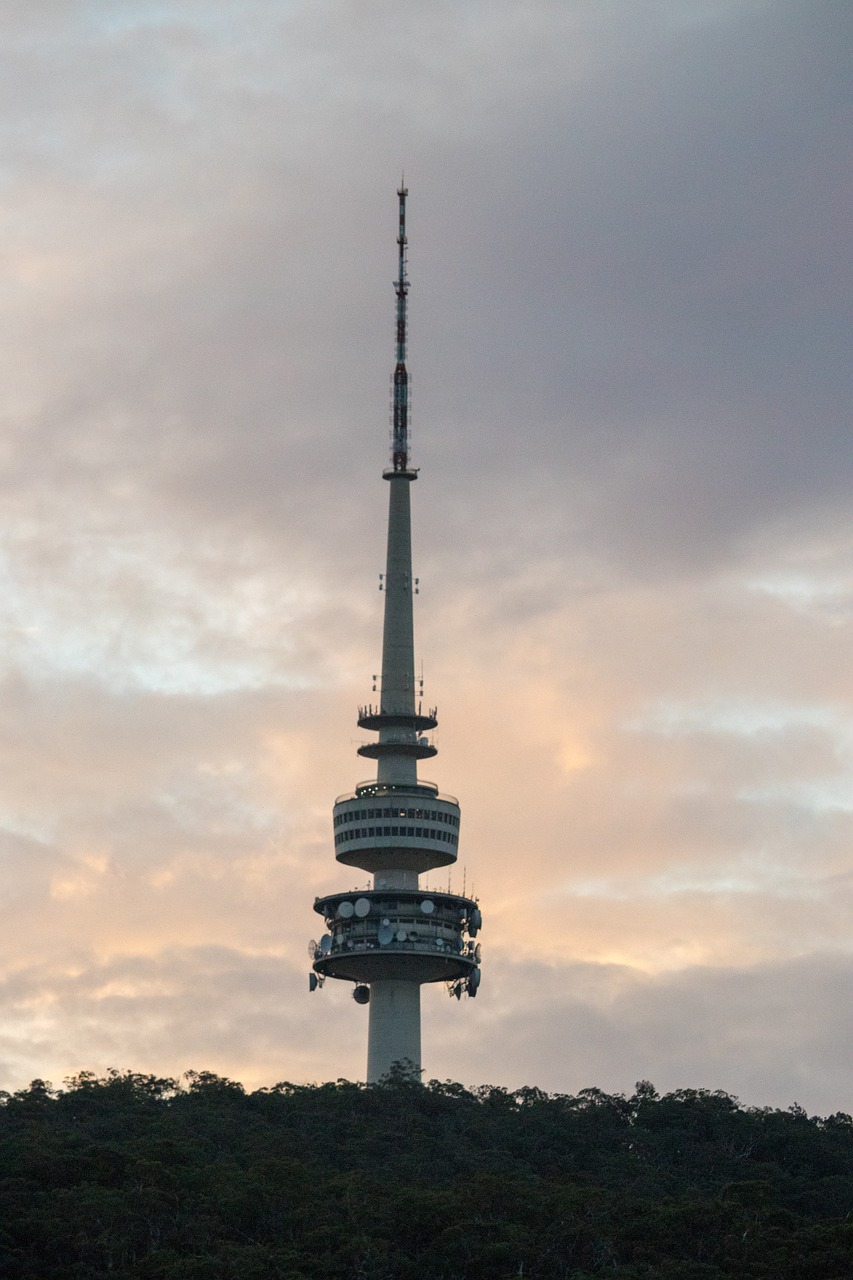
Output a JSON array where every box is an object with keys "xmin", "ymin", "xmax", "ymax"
[{"xmin": 1, "ymin": 1068, "xmax": 851, "ymax": 1278}]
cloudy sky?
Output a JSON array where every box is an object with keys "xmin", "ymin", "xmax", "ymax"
[{"xmin": 0, "ymin": 0, "xmax": 850, "ymax": 1113}]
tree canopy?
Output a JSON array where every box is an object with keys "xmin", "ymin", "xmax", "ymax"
[{"xmin": 1, "ymin": 1070, "xmax": 851, "ymax": 1278}]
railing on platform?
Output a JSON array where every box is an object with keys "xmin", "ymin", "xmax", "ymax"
[{"xmin": 335, "ymin": 780, "xmax": 458, "ymax": 806}]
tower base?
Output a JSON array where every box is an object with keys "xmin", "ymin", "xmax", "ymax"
[{"xmin": 367, "ymin": 979, "xmax": 421, "ymax": 1083}]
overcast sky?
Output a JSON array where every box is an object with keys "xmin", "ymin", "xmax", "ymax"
[{"xmin": 0, "ymin": 0, "xmax": 850, "ymax": 1113}]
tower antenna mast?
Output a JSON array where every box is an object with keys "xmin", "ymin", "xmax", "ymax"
[{"xmin": 392, "ymin": 180, "xmax": 410, "ymax": 472}]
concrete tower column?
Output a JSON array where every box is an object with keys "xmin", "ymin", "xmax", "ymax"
[
  {"xmin": 367, "ymin": 980, "xmax": 421, "ymax": 1082},
  {"xmin": 378, "ymin": 472, "xmax": 417, "ymax": 789}
]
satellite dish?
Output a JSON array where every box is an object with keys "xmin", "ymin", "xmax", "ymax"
[
  {"xmin": 353, "ymin": 985, "xmax": 370, "ymax": 1005},
  {"xmin": 307, "ymin": 939, "xmax": 318, "ymax": 958},
  {"xmin": 469, "ymin": 907, "xmax": 482, "ymax": 935},
  {"xmin": 468, "ymin": 967, "xmax": 481, "ymax": 990},
  {"xmin": 378, "ymin": 923, "xmax": 394, "ymax": 945},
  {"xmin": 381, "ymin": 917, "xmax": 390, "ymax": 926},
  {"xmin": 309, "ymin": 973, "xmax": 318, "ymax": 992},
  {"xmin": 319, "ymin": 934, "xmax": 333, "ymax": 954},
  {"xmin": 337, "ymin": 901, "xmax": 354, "ymax": 919},
  {"xmin": 435, "ymin": 937, "xmax": 444, "ymax": 949},
  {"xmin": 454, "ymin": 984, "xmax": 462, "ymax": 1000},
  {"xmin": 396, "ymin": 928, "xmax": 407, "ymax": 942},
  {"xmin": 354, "ymin": 897, "xmax": 371, "ymax": 917},
  {"xmin": 420, "ymin": 899, "xmax": 435, "ymax": 915},
  {"xmin": 474, "ymin": 943, "xmax": 482, "ymax": 962}
]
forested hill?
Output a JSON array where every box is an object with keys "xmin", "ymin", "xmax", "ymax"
[{"xmin": 1, "ymin": 1071, "xmax": 851, "ymax": 1279}]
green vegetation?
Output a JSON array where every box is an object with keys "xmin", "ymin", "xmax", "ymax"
[{"xmin": 1, "ymin": 1069, "xmax": 851, "ymax": 1278}]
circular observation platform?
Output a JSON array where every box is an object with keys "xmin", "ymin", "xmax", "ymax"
[
  {"xmin": 311, "ymin": 889, "xmax": 481, "ymax": 986},
  {"xmin": 357, "ymin": 706, "xmax": 438, "ymax": 733},
  {"xmin": 333, "ymin": 788, "xmax": 460, "ymax": 874}
]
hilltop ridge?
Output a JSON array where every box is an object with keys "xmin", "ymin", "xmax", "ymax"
[{"xmin": 1, "ymin": 1070, "xmax": 851, "ymax": 1278}]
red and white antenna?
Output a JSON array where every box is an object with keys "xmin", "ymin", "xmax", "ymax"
[{"xmin": 391, "ymin": 180, "xmax": 410, "ymax": 472}]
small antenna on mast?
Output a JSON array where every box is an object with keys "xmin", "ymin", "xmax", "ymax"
[{"xmin": 391, "ymin": 179, "xmax": 410, "ymax": 472}]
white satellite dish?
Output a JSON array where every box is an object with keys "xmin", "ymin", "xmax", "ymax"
[
  {"xmin": 435, "ymin": 937, "xmax": 444, "ymax": 949},
  {"xmin": 469, "ymin": 907, "xmax": 482, "ymax": 935},
  {"xmin": 396, "ymin": 928, "xmax": 407, "ymax": 942},
  {"xmin": 337, "ymin": 901, "xmax": 354, "ymax": 919},
  {"xmin": 420, "ymin": 899, "xmax": 435, "ymax": 915},
  {"xmin": 377, "ymin": 923, "xmax": 394, "ymax": 945},
  {"xmin": 354, "ymin": 897, "xmax": 371, "ymax": 917},
  {"xmin": 307, "ymin": 939, "xmax": 318, "ymax": 958},
  {"xmin": 320, "ymin": 934, "xmax": 333, "ymax": 954},
  {"xmin": 474, "ymin": 943, "xmax": 482, "ymax": 962}
]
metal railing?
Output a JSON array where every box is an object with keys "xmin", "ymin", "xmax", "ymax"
[{"xmin": 335, "ymin": 781, "xmax": 458, "ymax": 806}]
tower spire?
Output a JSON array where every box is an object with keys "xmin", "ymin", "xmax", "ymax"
[
  {"xmin": 392, "ymin": 180, "xmax": 410, "ymax": 472},
  {"xmin": 308, "ymin": 186, "xmax": 482, "ymax": 1084}
]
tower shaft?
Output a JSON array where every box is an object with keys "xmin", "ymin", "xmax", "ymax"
[
  {"xmin": 367, "ymin": 980, "xmax": 421, "ymax": 1084},
  {"xmin": 378, "ymin": 474, "xmax": 417, "ymax": 788}
]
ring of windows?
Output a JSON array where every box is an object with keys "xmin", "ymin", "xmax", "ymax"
[
  {"xmin": 335, "ymin": 824, "xmax": 458, "ymax": 847},
  {"xmin": 334, "ymin": 805, "xmax": 459, "ymax": 829}
]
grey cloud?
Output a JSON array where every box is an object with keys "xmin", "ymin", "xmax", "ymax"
[
  {"xmin": 425, "ymin": 951, "xmax": 853, "ymax": 1116},
  {"xmin": 6, "ymin": 945, "xmax": 851, "ymax": 1119},
  {"xmin": 0, "ymin": 0, "xmax": 849, "ymax": 1109},
  {"xmin": 5, "ymin": 0, "xmax": 846, "ymax": 581},
  {"xmin": 415, "ymin": 1, "xmax": 851, "ymax": 574},
  {"xmin": 0, "ymin": 946, "xmax": 362, "ymax": 1093}
]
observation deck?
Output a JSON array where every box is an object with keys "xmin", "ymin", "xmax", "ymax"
[{"xmin": 333, "ymin": 786, "xmax": 461, "ymax": 874}]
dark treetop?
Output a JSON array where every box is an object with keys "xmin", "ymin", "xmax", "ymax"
[{"xmin": 1, "ymin": 1069, "xmax": 851, "ymax": 1279}]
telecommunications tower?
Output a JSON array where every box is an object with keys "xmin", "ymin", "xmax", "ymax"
[{"xmin": 308, "ymin": 185, "xmax": 482, "ymax": 1082}]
